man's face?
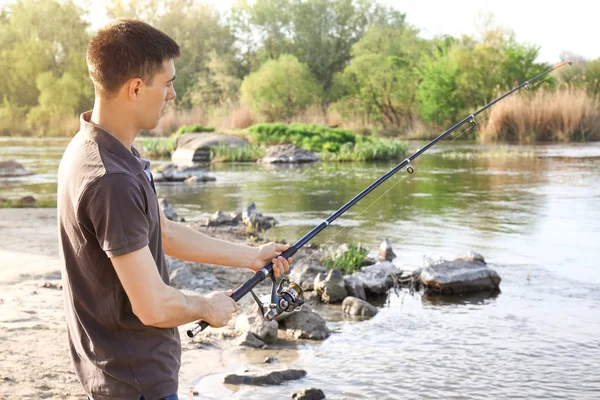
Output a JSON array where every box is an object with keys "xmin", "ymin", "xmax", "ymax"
[{"xmin": 135, "ymin": 59, "xmax": 176, "ymax": 130}]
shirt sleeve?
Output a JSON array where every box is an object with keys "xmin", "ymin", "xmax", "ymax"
[{"xmin": 79, "ymin": 173, "xmax": 149, "ymax": 258}]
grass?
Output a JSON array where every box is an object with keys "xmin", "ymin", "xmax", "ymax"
[
  {"xmin": 210, "ymin": 143, "xmax": 266, "ymax": 162},
  {"xmin": 141, "ymin": 137, "xmax": 176, "ymax": 159},
  {"xmin": 321, "ymin": 244, "xmax": 369, "ymax": 275},
  {"xmin": 480, "ymin": 87, "xmax": 600, "ymax": 143}
]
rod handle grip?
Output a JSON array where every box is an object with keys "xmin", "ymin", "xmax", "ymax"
[{"xmin": 186, "ymin": 320, "xmax": 209, "ymax": 338}]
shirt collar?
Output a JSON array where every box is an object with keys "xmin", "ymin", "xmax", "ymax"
[{"xmin": 79, "ymin": 111, "xmax": 146, "ymax": 175}]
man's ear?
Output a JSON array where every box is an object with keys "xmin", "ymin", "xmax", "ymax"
[{"xmin": 127, "ymin": 78, "xmax": 143, "ymax": 100}]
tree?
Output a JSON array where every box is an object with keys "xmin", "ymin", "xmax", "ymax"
[
  {"xmin": 230, "ymin": 0, "xmax": 405, "ymax": 93},
  {"xmin": 107, "ymin": 0, "xmax": 236, "ymax": 109},
  {"xmin": 333, "ymin": 25, "xmax": 426, "ymax": 129},
  {"xmin": 240, "ymin": 54, "xmax": 322, "ymax": 121}
]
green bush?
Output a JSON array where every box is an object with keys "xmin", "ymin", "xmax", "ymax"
[
  {"xmin": 321, "ymin": 244, "xmax": 369, "ymax": 275},
  {"xmin": 248, "ymin": 123, "xmax": 356, "ymax": 151},
  {"xmin": 174, "ymin": 124, "xmax": 215, "ymax": 135},
  {"xmin": 240, "ymin": 55, "xmax": 322, "ymax": 121}
]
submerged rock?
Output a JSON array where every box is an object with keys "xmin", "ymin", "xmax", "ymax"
[
  {"xmin": 152, "ymin": 163, "xmax": 216, "ymax": 182},
  {"xmin": 292, "ymin": 388, "xmax": 326, "ymax": 400},
  {"xmin": 342, "ymin": 296, "xmax": 378, "ymax": 317},
  {"xmin": 418, "ymin": 255, "xmax": 501, "ymax": 295},
  {"xmin": 0, "ymin": 160, "xmax": 33, "ymax": 178},
  {"xmin": 223, "ymin": 369, "xmax": 307, "ymax": 386}
]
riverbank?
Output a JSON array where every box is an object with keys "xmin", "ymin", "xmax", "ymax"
[{"xmin": 0, "ymin": 208, "xmax": 321, "ymax": 398}]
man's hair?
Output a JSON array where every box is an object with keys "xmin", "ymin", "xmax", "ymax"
[{"xmin": 86, "ymin": 19, "xmax": 180, "ymax": 97}]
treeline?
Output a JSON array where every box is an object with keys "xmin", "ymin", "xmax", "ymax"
[{"xmin": 1, "ymin": 0, "xmax": 599, "ymax": 141}]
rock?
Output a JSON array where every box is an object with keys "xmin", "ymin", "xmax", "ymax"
[
  {"xmin": 184, "ymin": 175, "xmax": 215, "ymax": 183},
  {"xmin": 351, "ymin": 261, "xmax": 399, "ymax": 295},
  {"xmin": 15, "ymin": 196, "xmax": 37, "ymax": 207},
  {"xmin": 166, "ymin": 257, "xmax": 220, "ymax": 290},
  {"xmin": 314, "ymin": 269, "xmax": 348, "ymax": 304},
  {"xmin": 0, "ymin": 160, "xmax": 33, "ymax": 178},
  {"xmin": 378, "ymin": 238, "xmax": 396, "ymax": 262},
  {"xmin": 280, "ymin": 307, "xmax": 330, "ymax": 340},
  {"xmin": 172, "ymin": 133, "xmax": 249, "ymax": 164},
  {"xmin": 264, "ymin": 357, "xmax": 277, "ymax": 364},
  {"xmin": 158, "ymin": 198, "xmax": 178, "ymax": 221},
  {"xmin": 235, "ymin": 303, "xmax": 279, "ymax": 344},
  {"xmin": 207, "ymin": 210, "xmax": 235, "ymax": 226},
  {"xmin": 419, "ymin": 259, "xmax": 501, "ymax": 295},
  {"xmin": 236, "ymin": 331, "xmax": 266, "ymax": 349},
  {"xmin": 342, "ymin": 296, "xmax": 378, "ymax": 317},
  {"xmin": 223, "ymin": 369, "xmax": 306, "ymax": 386},
  {"xmin": 289, "ymin": 264, "xmax": 326, "ymax": 291},
  {"xmin": 153, "ymin": 163, "xmax": 216, "ymax": 182},
  {"xmin": 455, "ymin": 251, "xmax": 486, "ymax": 264},
  {"xmin": 343, "ymin": 275, "xmax": 366, "ymax": 301},
  {"xmin": 292, "ymin": 388, "xmax": 326, "ymax": 400},
  {"xmin": 241, "ymin": 202, "xmax": 277, "ymax": 230},
  {"xmin": 258, "ymin": 144, "xmax": 319, "ymax": 164}
]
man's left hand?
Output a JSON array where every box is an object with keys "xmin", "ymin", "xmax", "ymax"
[{"xmin": 251, "ymin": 243, "xmax": 293, "ymax": 277}]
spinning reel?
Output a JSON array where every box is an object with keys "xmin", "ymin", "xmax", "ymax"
[{"xmin": 249, "ymin": 275, "xmax": 304, "ymax": 321}]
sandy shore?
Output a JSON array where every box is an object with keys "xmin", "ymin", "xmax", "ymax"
[{"xmin": 0, "ymin": 208, "xmax": 308, "ymax": 399}]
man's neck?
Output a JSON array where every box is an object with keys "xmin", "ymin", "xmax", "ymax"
[{"xmin": 90, "ymin": 98, "xmax": 139, "ymax": 151}]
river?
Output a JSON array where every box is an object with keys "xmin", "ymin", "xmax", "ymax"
[{"xmin": 1, "ymin": 137, "xmax": 599, "ymax": 399}]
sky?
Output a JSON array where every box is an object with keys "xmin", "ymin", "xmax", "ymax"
[{"xmin": 4, "ymin": 0, "xmax": 595, "ymax": 64}]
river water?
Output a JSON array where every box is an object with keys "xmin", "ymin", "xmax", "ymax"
[{"xmin": 1, "ymin": 137, "xmax": 599, "ymax": 399}]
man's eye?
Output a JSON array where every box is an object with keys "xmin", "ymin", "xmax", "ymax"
[{"xmin": 167, "ymin": 83, "xmax": 173, "ymax": 87}]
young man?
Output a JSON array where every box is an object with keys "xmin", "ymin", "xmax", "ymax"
[{"xmin": 57, "ymin": 19, "xmax": 292, "ymax": 400}]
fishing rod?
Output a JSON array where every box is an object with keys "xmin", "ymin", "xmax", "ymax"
[{"xmin": 187, "ymin": 61, "xmax": 571, "ymax": 338}]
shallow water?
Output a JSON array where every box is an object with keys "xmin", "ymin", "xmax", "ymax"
[{"xmin": 2, "ymin": 138, "xmax": 599, "ymax": 399}]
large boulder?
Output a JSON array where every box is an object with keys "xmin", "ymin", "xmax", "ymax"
[
  {"xmin": 350, "ymin": 261, "xmax": 399, "ymax": 295},
  {"xmin": 279, "ymin": 306, "xmax": 330, "ymax": 340},
  {"xmin": 292, "ymin": 388, "xmax": 326, "ymax": 400},
  {"xmin": 419, "ymin": 257, "xmax": 501, "ymax": 295},
  {"xmin": 0, "ymin": 160, "xmax": 33, "ymax": 178},
  {"xmin": 258, "ymin": 144, "xmax": 318, "ymax": 164},
  {"xmin": 172, "ymin": 133, "xmax": 249, "ymax": 164}
]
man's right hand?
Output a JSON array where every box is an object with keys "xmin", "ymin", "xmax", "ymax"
[{"xmin": 203, "ymin": 290, "xmax": 238, "ymax": 328}]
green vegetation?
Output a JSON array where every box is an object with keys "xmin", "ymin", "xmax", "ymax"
[
  {"xmin": 174, "ymin": 124, "xmax": 215, "ymax": 135},
  {"xmin": 248, "ymin": 123, "xmax": 356, "ymax": 152},
  {"xmin": 141, "ymin": 137, "xmax": 176, "ymax": 159},
  {"xmin": 0, "ymin": 198, "xmax": 56, "ymax": 208},
  {"xmin": 1, "ymin": 0, "xmax": 598, "ymax": 142},
  {"xmin": 247, "ymin": 123, "xmax": 407, "ymax": 161},
  {"xmin": 210, "ymin": 143, "xmax": 266, "ymax": 162},
  {"xmin": 321, "ymin": 244, "xmax": 369, "ymax": 275}
]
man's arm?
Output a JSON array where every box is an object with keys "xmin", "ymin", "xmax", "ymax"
[
  {"xmin": 111, "ymin": 245, "xmax": 237, "ymax": 328},
  {"xmin": 159, "ymin": 207, "xmax": 291, "ymax": 275}
]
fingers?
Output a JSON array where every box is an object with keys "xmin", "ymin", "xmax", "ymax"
[
  {"xmin": 224, "ymin": 289, "xmax": 238, "ymax": 312},
  {"xmin": 275, "ymin": 243, "xmax": 290, "ymax": 253},
  {"xmin": 271, "ymin": 255, "xmax": 291, "ymax": 277}
]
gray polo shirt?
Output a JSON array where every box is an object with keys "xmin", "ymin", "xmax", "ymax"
[{"xmin": 57, "ymin": 111, "xmax": 180, "ymax": 399}]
